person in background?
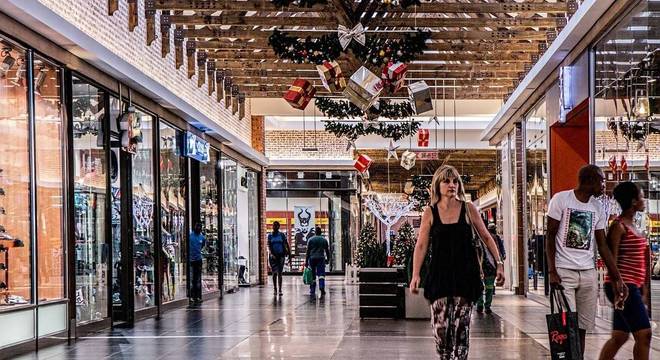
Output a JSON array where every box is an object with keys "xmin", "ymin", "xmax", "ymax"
[
  {"xmin": 410, "ymin": 165, "xmax": 505, "ymax": 359},
  {"xmin": 546, "ymin": 164, "xmax": 627, "ymax": 356},
  {"xmin": 189, "ymin": 222, "xmax": 205, "ymax": 305},
  {"xmin": 476, "ymin": 223, "xmax": 506, "ymax": 314},
  {"xmin": 268, "ymin": 221, "xmax": 289, "ymax": 296},
  {"xmin": 305, "ymin": 226, "xmax": 331, "ymax": 298},
  {"xmin": 598, "ymin": 182, "xmax": 651, "ymax": 360}
]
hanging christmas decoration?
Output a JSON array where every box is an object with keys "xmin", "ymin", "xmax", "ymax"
[
  {"xmin": 381, "ymin": 61, "xmax": 408, "ymax": 94},
  {"xmin": 418, "ymin": 129, "xmax": 429, "ymax": 147},
  {"xmin": 271, "ymin": 0, "xmax": 327, "ymax": 7},
  {"xmin": 344, "ymin": 66, "xmax": 383, "ymax": 110},
  {"xmin": 387, "ymin": 139, "xmax": 400, "ymax": 160},
  {"xmin": 608, "ymin": 155, "xmax": 618, "ymax": 173},
  {"xmin": 338, "ymin": 24, "xmax": 366, "ymax": 50},
  {"xmin": 408, "ymin": 80, "xmax": 433, "ymax": 114},
  {"xmin": 316, "ymin": 60, "xmax": 346, "ymax": 92},
  {"xmin": 400, "ymin": 150, "xmax": 417, "ymax": 170},
  {"xmin": 354, "ymin": 153, "xmax": 373, "ymax": 173},
  {"xmin": 364, "ymin": 193, "xmax": 417, "ymax": 255},
  {"xmin": 284, "ymin": 78, "xmax": 316, "ymax": 110},
  {"xmin": 345, "ymin": 138, "xmax": 356, "ymax": 152},
  {"xmin": 268, "ymin": 29, "xmax": 430, "ymax": 65},
  {"xmin": 316, "ymin": 97, "xmax": 415, "ymax": 121},
  {"xmin": 620, "ymin": 156, "xmax": 628, "ymax": 174},
  {"xmin": 324, "ymin": 118, "xmax": 421, "ymax": 141}
]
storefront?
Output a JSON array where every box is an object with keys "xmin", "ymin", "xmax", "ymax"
[
  {"xmin": 265, "ymin": 170, "xmax": 360, "ymax": 274},
  {"xmin": 0, "ymin": 23, "xmax": 266, "ymax": 353}
]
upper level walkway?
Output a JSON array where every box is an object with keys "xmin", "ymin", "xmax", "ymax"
[{"xmin": 13, "ymin": 278, "xmax": 660, "ymax": 359}]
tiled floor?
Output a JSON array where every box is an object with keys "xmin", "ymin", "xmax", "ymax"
[{"xmin": 13, "ymin": 278, "xmax": 660, "ymax": 359}]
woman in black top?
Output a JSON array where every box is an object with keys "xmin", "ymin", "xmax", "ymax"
[{"xmin": 410, "ymin": 165, "xmax": 505, "ymax": 359}]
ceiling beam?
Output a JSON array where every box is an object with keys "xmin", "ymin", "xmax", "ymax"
[
  {"xmin": 204, "ymin": 50, "xmax": 533, "ymax": 62},
  {"xmin": 154, "ymin": 0, "xmax": 566, "ymax": 14}
]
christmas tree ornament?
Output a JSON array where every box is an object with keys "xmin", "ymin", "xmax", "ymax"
[
  {"xmin": 408, "ymin": 81, "xmax": 433, "ymax": 114},
  {"xmin": 364, "ymin": 193, "xmax": 417, "ymax": 254},
  {"xmin": 387, "ymin": 139, "xmax": 400, "ymax": 160},
  {"xmin": 418, "ymin": 129, "xmax": 430, "ymax": 147},
  {"xmin": 428, "ymin": 116, "xmax": 440, "ymax": 125},
  {"xmin": 344, "ymin": 66, "xmax": 383, "ymax": 111},
  {"xmin": 284, "ymin": 78, "xmax": 316, "ymax": 110},
  {"xmin": 354, "ymin": 153, "xmax": 373, "ymax": 173},
  {"xmin": 400, "ymin": 150, "xmax": 417, "ymax": 170},
  {"xmin": 337, "ymin": 23, "xmax": 366, "ymax": 50},
  {"xmin": 316, "ymin": 60, "xmax": 346, "ymax": 92}
]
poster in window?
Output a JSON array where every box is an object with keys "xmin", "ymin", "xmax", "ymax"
[{"xmin": 293, "ymin": 206, "xmax": 315, "ymax": 255}]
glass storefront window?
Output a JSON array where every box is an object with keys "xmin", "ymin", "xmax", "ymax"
[
  {"xmin": 200, "ymin": 151, "xmax": 219, "ymax": 293},
  {"xmin": 34, "ymin": 56, "xmax": 65, "ymax": 303},
  {"xmin": 72, "ymin": 77, "xmax": 108, "ymax": 322},
  {"xmin": 221, "ymin": 156, "xmax": 238, "ymax": 292},
  {"xmin": 159, "ymin": 122, "xmax": 187, "ymax": 302},
  {"xmin": 246, "ymin": 170, "xmax": 259, "ymax": 284},
  {"xmin": 133, "ymin": 110, "xmax": 155, "ymax": 309},
  {"xmin": 0, "ymin": 41, "xmax": 31, "ymax": 307},
  {"xmin": 236, "ymin": 166, "xmax": 259, "ymax": 285},
  {"xmin": 525, "ymin": 99, "xmax": 548, "ymax": 295},
  {"xmin": 109, "ymin": 98, "xmax": 122, "ymax": 310}
]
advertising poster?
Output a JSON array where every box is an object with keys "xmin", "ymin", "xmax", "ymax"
[{"xmin": 293, "ymin": 206, "xmax": 315, "ymax": 255}]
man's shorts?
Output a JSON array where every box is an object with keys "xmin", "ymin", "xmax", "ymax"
[{"xmin": 556, "ymin": 267, "xmax": 598, "ymax": 332}]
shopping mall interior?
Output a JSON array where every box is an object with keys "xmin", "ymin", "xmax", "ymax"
[{"xmin": 0, "ymin": 0, "xmax": 659, "ymax": 359}]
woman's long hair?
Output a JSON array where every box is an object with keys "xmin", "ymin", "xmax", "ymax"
[{"xmin": 430, "ymin": 165, "xmax": 467, "ymax": 205}]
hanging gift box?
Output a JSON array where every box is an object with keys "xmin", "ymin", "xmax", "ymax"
[
  {"xmin": 316, "ymin": 61, "xmax": 346, "ymax": 92},
  {"xmin": 400, "ymin": 150, "xmax": 417, "ymax": 170},
  {"xmin": 344, "ymin": 66, "xmax": 383, "ymax": 111},
  {"xmin": 284, "ymin": 79, "xmax": 316, "ymax": 110},
  {"xmin": 408, "ymin": 81, "xmax": 433, "ymax": 114},
  {"xmin": 354, "ymin": 154, "xmax": 373, "ymax": 173},
  {"xmin": 381, "ymin": 62, "xmax": 408, "ymax": 94},
  {"xmin": 418, "ymin": 129, "xmax": 430, "ymax": 147}
]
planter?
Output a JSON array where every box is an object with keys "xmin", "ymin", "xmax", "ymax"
[
  {"xmin": 358, "ymin": 267, "xmax": 406, "ymax": 319},
  {"xmin": 405, "ymin": 288, "xmax": 430, "ymax": 319}
]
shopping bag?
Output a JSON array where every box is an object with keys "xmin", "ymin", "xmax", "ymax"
[
  {"xmin": 302, "ymin": 267, "xmax": 314, "ymax": 285},
  {"xmin": 546, "ymin": 288, "xmax": 582, "ymax": 360}
]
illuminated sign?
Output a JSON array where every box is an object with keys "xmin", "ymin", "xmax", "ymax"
[{"xmin": 184, "ymin": 132, "xmax": 210, "ymax": 163}]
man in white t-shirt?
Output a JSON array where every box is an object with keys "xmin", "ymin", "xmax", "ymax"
[{"xmin": 546, "ymin": 164, "xmax": 626, "ymax": 356}]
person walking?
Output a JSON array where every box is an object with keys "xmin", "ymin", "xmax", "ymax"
[
  {"xmin": 268, "ymin": 221, "xmax": 289, "ymax": 296},
  {"xmin": 189, "ymin": 222, "xmax": 205, "ymax": 305},
  {"xmin": 410, "ymin": 165, "xmax": 505, "ymax": 359},
  {"xmin": 476, "ymin": 223, "xmax": 506, "ymax": 314},
  {"xmin": 546, "ymin": 164, "xmax": 627, "ymax": 356},
  {"xmin": 598, "ymin": 182, "xmax": 651, "ymax": 360},
  {"xmin": 305, "ymin": 226, "xmax": 330, "ymax": 298}
]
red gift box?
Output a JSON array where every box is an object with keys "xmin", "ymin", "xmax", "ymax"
[
  {"xmin": 354, "ymin": 154, "xmax": 373, "ymax": 173},
  {"xmin": 316, "ymin": 60, "xmax": 346, "ymax": 92},
  {"xmin": 381, "ymin": 62, "xmax": 408, "ymax": 94},
  {"xmin": 284, "ymin": 79, "xmax": 316, "ymax": 110},
  {"xmin": 418, "ymin": 129, "xmax": 430, "ymax": 147}
]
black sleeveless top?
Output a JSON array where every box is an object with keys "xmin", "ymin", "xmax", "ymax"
[{"xmin": 423, "ymin": 201, "xmax": 484, "ymax": 303}]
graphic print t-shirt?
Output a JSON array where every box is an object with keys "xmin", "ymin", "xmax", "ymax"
[{"xmin": 547, "ymin": 190, "xmax": 606, "ymax": 270}]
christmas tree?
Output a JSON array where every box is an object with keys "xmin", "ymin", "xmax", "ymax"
[
  {"xmin": 356, "ymin": 223, "xmax": 386, "ymax": 268},
  {"xmin": 391, "ymin": 222, "xmax": 415, "ymax": 267}
]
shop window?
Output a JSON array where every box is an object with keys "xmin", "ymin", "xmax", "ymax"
[
  {"xmin": 72, "ymin": 77, "xmax": 108, "ymax": 323},
  {"xmin": 200, "ymin": 151, "xmax": 219, "ymax": 293},
  {"xmin": 246, "ymin": 170, "xmax": 260, "ymax": 284},
  {"xmin": 159, "ymin": 122, "xmax": 187, "ymax": 302},
  {"xmin": 133, "ymin": 110, "xmax": 155, "ymax": 309},
  {"xmin": 236, "ymin": 166, "xmax": 259, "ymax": 285},
  {"xmin": 0, "ymin": 41, "xmax": 31, "ymax": 307},
  {"xmin": 221, "ymin": 156, "xmax": 238, "ymax": 292},
  {"xmin": 34, "ymin": 56, "xmax": 65, "ymax": 303}
]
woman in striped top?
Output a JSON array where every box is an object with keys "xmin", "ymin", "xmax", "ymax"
[{"xmin": 599, "ymin": 181, "xmax": 651, "ymax": 360}]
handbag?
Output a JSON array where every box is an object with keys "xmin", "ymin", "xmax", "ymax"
[
  {"xmin": 546, "ymin": 288, "xmax": 582, "ymax": 360},
  {"xmin": 302, "ymin": 266, "xmax": 314, "ymax": 285},
  {"xmin": 464, "ymin": 204, "xmax": 491, "ymax": 280}
]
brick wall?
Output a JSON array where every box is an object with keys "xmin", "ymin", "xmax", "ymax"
[
  {"xmin": 265, "ymin": 130, "xmax": 353, "ymax": 160},
  {"xmin": 595, "ymin": 131, "xmax": 660, "ymax": 161},
  {"xmin": 39, "ymin": 0, "xmax": 252, "ymax": 144},
  {"xmin": 251, "ymin": 116, "xmax": 265, "ymax": 154}
]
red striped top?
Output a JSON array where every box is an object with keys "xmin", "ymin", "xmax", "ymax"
[{"xmin": 605, "ymin": 219, "xmax": 649, "ymax": 287}]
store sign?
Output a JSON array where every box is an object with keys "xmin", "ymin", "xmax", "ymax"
[
  {"xmin": 415, "ymin": 151, "xmax": 438, "ymax": 160},
  {"xmin": 559, "ymin": 65, "xmax": 572, "ymax": 123},
  {"xmin": 184, "ymin": 132, "xmax": 210, "ymax": 163}
]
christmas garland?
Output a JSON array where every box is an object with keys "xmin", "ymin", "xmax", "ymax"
[
  {"xmin": 268, "ymin": 29, "xmax": 430, "ymax": 65},
  {"xmin": 379, "ymin": 0, "xmax": 422, "ymax": 9},
  {"xmin": 271, "ymin": 0, "xmax": 326, "ymax": 8},
  {"xmin": 316, "ymin": 97, "xmax": 414, "ymax": 120},
  {"xmin": 324, "ymin": 118, "xmax": 421, "ymax": 142}
]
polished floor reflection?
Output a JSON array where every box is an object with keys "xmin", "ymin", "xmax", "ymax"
[{"xmin": 15, "ymin": 278, "xmax": 660, "ymax": 359}]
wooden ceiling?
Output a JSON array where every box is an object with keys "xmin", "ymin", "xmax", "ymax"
[
  {"xmin": 358, "ymin": 148, "xmax": 498, "ymax": 195},
  {"xmin": 113, "ymin": 1, "xmax": 576, "ymax": 100}
]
